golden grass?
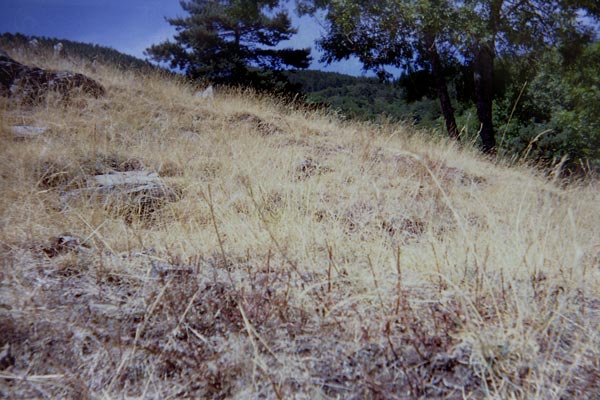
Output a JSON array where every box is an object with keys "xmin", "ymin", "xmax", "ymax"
[{"xmin": 1, "ymin": 48, "xmax": 599, "ymax": 399}]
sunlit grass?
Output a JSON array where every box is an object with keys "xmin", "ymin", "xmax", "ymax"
[{"xmin": 1, "ymin": 47, "xmax": 599, "ymax": 399}]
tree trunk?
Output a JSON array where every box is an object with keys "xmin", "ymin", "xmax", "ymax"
[
  {"xmin": 473, "ymin": 0, "xmax": 502, "ymax": 154},
  {"xmin": 473, "ymin": 40, "xmax": 496, "ymax": 154},
  {"xmin": 426, "ymin": 35, "xmax": 459, "ymax": 141}
]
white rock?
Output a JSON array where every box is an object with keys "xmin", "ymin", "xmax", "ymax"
[
  {"xmin": 180, "ymin": 130, "xmax": 201, "ymax": 142},
  {"xmin": 91, "ymin": 171, "xmax": 160, "ymax": 187},
  {"xmin": 10, "ymin": 125, "xmax": 48, "ymax": 138},
  {"xmin": 53, "ymin": 42, "xmax": 63, "ymax": 58},
  {"xmin": 61, "ymin": 171, "xmax": 179, "ymax": 211},
  {"xmin": 194, "ymin": 85, "xmax": 214, "ymax": 100}
]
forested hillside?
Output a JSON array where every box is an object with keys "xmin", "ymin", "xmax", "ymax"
[{"xmin": 0, "ymin": 32, "xmax": 154, "ymax": 71}]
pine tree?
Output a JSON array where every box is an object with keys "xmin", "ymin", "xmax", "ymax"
[{"xmin": 147, "ymin": 0, "xmax": 310, "ymax": 90}]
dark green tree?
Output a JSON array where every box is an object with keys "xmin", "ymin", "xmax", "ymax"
[
  {"xmin": 299, "ymin": 0, "xmax": 461, "ymax": 140},
  {"xmin": 458, "ymin": 1, "xmax": 598, "ymax": 153},
  {"xmin": 147, "ymin": 0, "xmax": 311, "ymax": 90},
  {"xmin": 496, "ymin": 40, "xmax": 600, "ymax": 172},
  {"xmin": 299, "ymin": 0, "xmax": 599, "ymax": 153}
]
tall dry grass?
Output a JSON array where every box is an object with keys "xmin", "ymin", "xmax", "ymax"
[{"xmin": 1, "ymin": 47, "xmax": 599, "ymax": 399}]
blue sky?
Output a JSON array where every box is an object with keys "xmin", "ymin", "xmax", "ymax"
[{"xmin": 0, "ymin": 0, "xmax": 368, "ymax": 76}]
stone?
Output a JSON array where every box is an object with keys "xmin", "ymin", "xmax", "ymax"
[
  {"xmin": 43, "ymin": 234, "xmax": 89, "ymax": 258},
  {"xmin": 0, "ymin": 344, "xmax": 15, "ymax": 370},
  {"xmin": 0, "ymin": 49, "xmax": 105, "ymax": 102},
  {"xmin": 61, "ymin": 171, "xmax": 180, "ymax": 220},
  {"xmin": 150, "ymin": 260, "xmax": 194, "ymax": 277},
  {"xmin": 10, "ymin": 125, "xmax": 48, "ymax": 138},
  {"xmin": 69, "ymin": 171, "xmax": 179, "ymax": 202},
  {"xmin": 53, "ymin": 42, "xmax": 63, "ymax": 58},
  {"xmin": 179, "ymin": 130, "xmax": 201, "ymax": 142},
  {"xmin": 194, "ymin": 85, "xmax": 214, "ymax": 100},
  {"xmin": 91, "ymin": 171, "xmax": 160, "ymax": 187}
]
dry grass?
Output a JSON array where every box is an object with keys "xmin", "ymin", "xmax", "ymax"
[{"xmin": 1, "ymin": 48, "xmax": 600, "ymax": 399}]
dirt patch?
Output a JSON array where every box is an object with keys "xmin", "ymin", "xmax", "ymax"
[
  {"xmin": 395, "ymin": 154, "xmax": 487, "ymax": 187},
  {"xmin": 79, "ymin": 153, "xmax": 146, "ymax": 175},
  {"xmin": 295, "ymin": 158, "xmax": 332, "ymax": 181},
  {"xmin": 380, "ymin": 216, "xmax": 426, "ymax": 239},
  {"xmin": 229, "ymin": 112, "xmax": 286, "ymax": 136},
  {"xmin": 36, "ymin": 160, "xmax": 76, "ymax": 189}
]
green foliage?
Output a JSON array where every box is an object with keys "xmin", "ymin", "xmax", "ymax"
[
  {"xmin": 146, "ymin": 0, "xmax": 310, "ymax": 91},
  {"xmin": 495, "ymin": 42, "xmax": 600, "ymax": 172},
  {"xmin": 299, "ymin": 0, "xmax": 461, "ymax": 75},
  {"xmin": 300, "ymin": 0, "xmax": 599, "ymax": 155}
]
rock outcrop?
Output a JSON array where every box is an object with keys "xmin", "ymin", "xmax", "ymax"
[
  {"xmin": 60, "ymin": 171, "xmax": 181, "ymax": 221},
  {"xmin": 0, "ymin": 49, "xmax": 105, "ymax": 102}
]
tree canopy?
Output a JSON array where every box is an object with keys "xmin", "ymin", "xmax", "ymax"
[
  {"xmin": 147, "ymin": 0, "xmax": 311, "ymax": 90},
  {"xmin": 299, "ymin": 0, "xmax": 599, "ymax": 154}
]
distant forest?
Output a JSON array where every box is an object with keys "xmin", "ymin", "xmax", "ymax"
[{"xmin": 284, "ymin": 69, "xmax": 442, "ymax": 127}]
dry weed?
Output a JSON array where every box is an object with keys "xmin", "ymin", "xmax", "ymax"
[{"xmin": 1, "ymin": 48, "xmax": 599, "ymax": 399}]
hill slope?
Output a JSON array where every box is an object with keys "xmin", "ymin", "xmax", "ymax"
[
  {"xmin": 1, "ymin": 47, "xmax": 600, "ymax": 399},
  {"xmin": 0, "ymin": 32, "xmax": 155, "ymax": 71},
  {"xmin": 1, "ymin": 33, "xmax": 438, "ymax": 125}
]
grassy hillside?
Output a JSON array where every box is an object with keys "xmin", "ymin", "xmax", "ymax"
[
  {"xmin": 0, "ymin": 32, "xmax": 155, "ymax": 71},
  {"xmin": 1, "ymin": 47, "xmax": 600, "ymax": 399}
]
